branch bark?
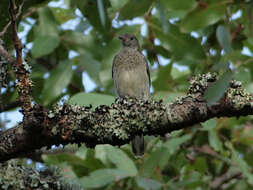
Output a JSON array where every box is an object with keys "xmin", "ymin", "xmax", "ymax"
[
  {"xmin": 0, "ymin": 73, "xmax": 252, "ymax": 162},
  {"xmin": 9, "ymin": 0, "xmax": 33, "ymax": 121}
]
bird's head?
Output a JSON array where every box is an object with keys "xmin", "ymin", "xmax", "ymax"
[{"xmin": 119, "ymin": 33, "xmax": 140, "ymax": 50}]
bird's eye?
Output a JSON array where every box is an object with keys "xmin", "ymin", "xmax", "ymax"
[{"xmin": 130, "ymin": 37, "xmax": 134, "ymax": 40}]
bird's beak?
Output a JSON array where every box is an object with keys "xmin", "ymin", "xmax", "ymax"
[{"xmin": 119, "ymin": 35, "xmax": 126, "ymax": 41}]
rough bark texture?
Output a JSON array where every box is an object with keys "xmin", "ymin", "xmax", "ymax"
[{"xmin": 0, "ymin": 73, "xmax": 252, "ymax": 162}]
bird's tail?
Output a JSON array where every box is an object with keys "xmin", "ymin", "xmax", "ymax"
[{"xmin": 131, "ymin": 134, "xmax": 144, "ymax": 157}]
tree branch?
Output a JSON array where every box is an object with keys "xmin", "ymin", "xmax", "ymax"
[
  {"xmin": 0, "ymin": 73, "xmax": 252, "ymax": 162},
  {"xmin": 9, "ymin": 0, "xmax": 33, "ymax": 121},
  {"xmin": 0, "ymin": 101, "xmax": 22, "ymax": 113}
]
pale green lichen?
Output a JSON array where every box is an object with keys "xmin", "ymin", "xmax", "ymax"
[
  {"xmin": 188, "ymin": 72, "xmax": 216, "ymax": 95},
  {"xmin": 167, "ymin": 106, "xmax": 184, "ymax": 124},
  {"xmin": 227, "ymin": 87, "xmax": 252, "ymax": 110},
  {"xmin": 0, "ymin": 160, "xmax": 82, "ymax": 190}
]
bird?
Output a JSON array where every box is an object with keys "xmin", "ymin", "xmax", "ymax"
[{"xmin": 112, "ymin": 33, "xmax": 151, "ymax": 157}]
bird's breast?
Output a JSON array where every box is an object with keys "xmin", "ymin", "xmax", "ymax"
[{"xmin": 114, "ymin": 64, "xmax": 150, "ymax": 99}]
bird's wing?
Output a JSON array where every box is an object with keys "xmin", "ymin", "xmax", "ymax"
[
  {"xmin": 112, "ymin": 54, "xmax": 118, "ymax": 79},
  {"xmin": 145, "ymin": 59, "xmax": 151, "ymax": 87}
]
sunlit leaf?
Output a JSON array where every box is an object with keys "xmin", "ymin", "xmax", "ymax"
[{"xmin": 51, "ymin": 7, "xmax": 76, "ymax": 23}]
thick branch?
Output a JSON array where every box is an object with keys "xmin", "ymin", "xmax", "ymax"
[{"xmin": 0, "ymin": 74, "xmax": 252, "ymax": 162}]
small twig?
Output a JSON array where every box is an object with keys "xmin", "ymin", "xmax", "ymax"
[
  {"xmin": 9, "ymin": 0, "xmax": 32, "ymax": 121},
  {"xmin": 0, "ymin": 101, "xmax": 22, "ymax": 113},
  {"xmin": 211, "ymin": 169, "xmax": 242, "ymax": 189},
  {"xmin": 0, "ymin": 1, "xmax": 25, "ymax": 39},
  {"xmin": 0, "ymin": 43, "xmax": 15, "ymax": 63},
  {"xmin": 21, "ymin": 7, "xmax": 38, "ymax": 19},
  {"xmin": 0, "ymin": 22, "xmax": 11, "ymax": 39}
]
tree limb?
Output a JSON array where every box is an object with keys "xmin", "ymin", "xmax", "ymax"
[
  {"xmin": 0, "ymin": 101, "xmax": 22, "ymax": 113},
  {"xmin": 0, "ymin": 73, "xmax": 252, "ymax": 162},
  {"xmin": 9, "ymin": 0, "xmax": 33, "ymax": 121}
]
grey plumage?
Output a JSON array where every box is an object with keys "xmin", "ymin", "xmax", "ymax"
[{"xmin": 112, "ymin": 33, "xmax": 150, "ymax": 157}]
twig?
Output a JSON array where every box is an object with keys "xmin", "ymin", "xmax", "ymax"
[
  {"xmin": 22, "ymin": 7, "xmax": 38, "ymax": 20},
  {"xmin": 210, "ymin": 169, "xmax": 242, "ymax": 189},
  {"xmin": 0, "ymin": 43, "xmax": 15, "ymax": 63},
  {"xmin": 9, "ymin": 0, "xmax": 32, "ymax": 120},
  {"xmin": 0, "ymin": 101, "xmax": 22, "ymax": 113},
  {"xmin": 0, "ymin": 22, "xmax": 11, "ymax": 39},
  {"xmin": 0, "ymin": 1, "xmax": 25, "ymax": 39}
]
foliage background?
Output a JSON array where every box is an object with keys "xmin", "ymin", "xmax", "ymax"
[{"xmin": 1, "ymin": 0, "xmax": 253, "ymax": 189}]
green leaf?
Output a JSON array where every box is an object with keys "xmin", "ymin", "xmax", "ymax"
[
  {"xmin": 78, "ymin": 53, "xmax": 101, "ymax": 84},
  {"xmin": 204, "ymin": 70, "xmax": 233, "ymax": 106},
  {"xmin": 79, "ymin": 169, "xmax": 129, "ymax": 188},
  {"xmin": 31, "ymin": 7, "xmax": 60, "ymax": 58},
  {"xmin": 136, "ymin": 177, "xmax": 163, "ymax": 190},
  {"xmin": 31, "ymin": 35, "xmax": 60, "ymax": 58},
  {"xmin": 42, "ymin": 152, "xmax": 89, "ymax": 177},
  {"xmin": 42, "ymin": 60, "xmax": 74, "ymax": 105},
  {"xmin": 192, "ymin": 157, "xmax": 207, "ymax": 174},
  {"xmin": 73, "ymin": 0, "xmax": 111, "ymax": 36},
  {"xmin": 69, "ymin": 92, "xmax": 115, "ymax": 108},
  {"xmin": 156, "ymin": 0, "xmax": 169, "ymax": 33},
  {"xmin": 97, "ymin": 0, "xmax": 106, "ymax": 27},
  {"xmin": 202, "ymin": 119, "xmax": 223, "ymax": 151},
  {"xmin": 102, "ymin": 145, "xmax": 138, "ymax": 176},
  {"xmin": 153, "ymin": 63, "xmax": 173, "ymax": 91},
  {"xmin": 51, "ymin": 7, "xmax": 75, "ymax": 24},
  {"xmin": 109, "ymin": 0, "xmax": 128, "ymax": 10},
  {"xmin": 119, "ymin": 0, "xmax": 154, "ymax": 20},
  {"xmin": 83, "ymin": 149, "xmax": 106, "ymax": 172},
  {"xmin": 62, "ymin": 31, "xmax": 103, "ymax": 58},
  {"xmin": 180, "ymin": 0, "xmax": 226, "ymax": 33},
  {"xmin": 164, "ymin": 134, "xmax": 192, "ymax": 154},
  {"xmin": 141, "ymin": 147, "xmax": 169, "ymax": 177},
  {"xmin": 216, "ymin": 25, "xmax": 233, "ymax": 54},
  {"xmin": 227, "ymin": 142, "xmax": 253, "ymax": 185},
  {"xmin": 150, "ymin": 18, "xmax": 206, "ymax": 63},
  {"xmin": 160, "ymin": 0, "xmax": 196, "ymax": 11},
  {"xmin": 38, "ymin": 7, "xmax": 59, "ymax": 36}
]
